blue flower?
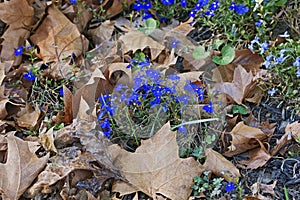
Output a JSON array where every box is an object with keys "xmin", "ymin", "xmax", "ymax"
[
  {"xmin": 229, "ymin": 2, "xmax": 236, "ymax": 10},
  {"xmin": 234, "ymin": 4, "xmax": 249, "ymax": 15},
  {"xmin": 70, "ymin": 0, "xmax": 77, "ymax": 4},
  {"xmin": 168, "ymin": 73, "xmax": 180, "ymax": 81},
  {"xmin": 133, "ymin": 2, "xmax": 142, "ymax": 11},
  {"xmin": 255, "ymin": 20, "xmax": 262, "ymax": 27},
  {"xmin": 259, "ymin": 41, "xmax": 269, "ymax": 54},
  {"xmin": 209, "ymin": 1, "xmax": 219, "ymax": 11},
  {"xmin": 203, "ymin": 101, "xmax": 213, "ymax": 114},
  {"xmin": 14, "ymin": 45, "xmax": 23, "ymax": 56},
  {"xmin": 59, "ymin": 87, "xmax": 64, "ymax": 96},
  {"xmin": 24, "ymin": 70, "xmax": 36, "ymax": 81},
  {"xmin": 263, "ymin": 54, "xmax": 274, "ymax": 68},
  {"xmin": 171, "ymin": 40, "xmax": 180, "ymax": 48},
  {"xmin": 267, "ymin": 88, "xmax": 276, "ymax": 96},
  {"xmin": 160, "ymin": 0, "xmax": 174, "ymax": 5},
  {"xmin": 146, "ymin": 68, "xmax": 161, "ymax": 84},
  {"xmin": 142, "ymin": 11, "xmax": 152, "ymax": 20},
  {"xmin": 189, "ymin": 9, "xmax": 197, "ymax": 18},
  {"xmin": 296, "ymin": 68, "xmax": 300, "ymax": 77},
  {"xmin": 178, "ymin": 125, "xmax": 187, "ymax": 133},
  {"xmin": 180, "ymin": 0, "xmax": 187, "ymax": 7},
  {"xmin": 204, "ymin": 11, "xmax": 215, "ymax": 17},
  {"xmin": 225, "ymin": 182, "xmax": 235, "ymax": 192},
  {"xmin": 293, "ymin": 57, "xmax": 300, "ymax": 67}
]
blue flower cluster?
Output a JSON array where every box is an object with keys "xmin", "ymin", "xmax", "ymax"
[
  {"xmin": 263, "ymin": 49, "xmax": 289, "ymax": 68},
  {"xmin": 98, "ymin": 67, "xmax": 214, "ymax": 137},
  {"xmin": 97, "ymin": 94, "xmax": 116, "ymax": 138},
  {"xmin": 248, "ymin": 36, "xmax": 269, "ymax": 54}
]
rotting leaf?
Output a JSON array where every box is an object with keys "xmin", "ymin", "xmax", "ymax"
[
  {"xmin": 224, "ymin": 122, "xmax": 267, "ymax": 157},
  {"xmin": 203, "ymin": 148, "xmax": 240, "ymax": 182},
  {"xmin": 0, "ymin": 134, "xmax": 49, "ymax": 200},
  {"xmin": 30, "ymin": 5, "xmax": 89, "ymax": 62},
  {"xmin": 109, "ymin": 122, "xmax": 204, "ymax": 200}
]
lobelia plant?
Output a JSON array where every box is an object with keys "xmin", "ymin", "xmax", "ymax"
[{"xmin": 97, "ymin": 51, "xmax": 222, "ymax": 151}]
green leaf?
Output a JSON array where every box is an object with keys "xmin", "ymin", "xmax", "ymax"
[
  {"xmin": 139, "ymin": 18, "xmax": 159, "ymax": 35},
  {"xmin": 192, "ymin": 46, "xmax": 210, "ymax": 60},
  {"xmin": 212, "ymin": 45, "xmax": 235, "ymax": 65},
  {"xmin": 232, "ymin": 104, "xmax": 248, "ymax": 115}
]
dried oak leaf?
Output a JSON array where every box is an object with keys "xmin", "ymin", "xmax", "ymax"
[
  {"xmin": 109, "ymin": 122, "xmax": 204, "ymax": 200},
  {"xmin": 216, "ymin": 65, "xmax": 256, "ymax": 104},
  {"xmin": 238, "ymin": 139, "xmax": 272, "ymax": 169},
  {"xmin": 30, "ymin": 5, "xmax": 88, "ymax": 63},
  {"xmin": 119, "ymin": 30, "xmax": 165, "ymax": 60},
  {"xmin": 0, "ymin": 0, "xmax": 34, "ymax": 64},
  {"xmin": 103, "ymin": 0, "xmax": 135, "ymax": 18},
  {"xmin": 224, "ymin": 122, "xmax": 267, "ymax": 157},
  {"xmin": 203, "ymin": 148, "xmax": 240, "ymax": 182},
  {"xmin": 0, "ymin": 134, "xmax": 49, "ymax": 200}
]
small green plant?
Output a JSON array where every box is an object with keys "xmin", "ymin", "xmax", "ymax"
[{"xmin": 192, "ymin": 171, "xmax": 224, "ymax": 198}]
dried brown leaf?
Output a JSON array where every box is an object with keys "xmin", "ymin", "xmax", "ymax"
[
  {"xmin": 109, "ymin": 122, "xmax": 204, "ymax": 200},
  {"xmin": 217, "ymin": 65, "xmax": 255, "ymax": 104},
  {"xmin": 271, "ymin": 122, "xmax": 299, "ymax": 155},
  {"xmin": 238, "ymin": 139, "xmax": 272, "ymax": 169},
  {"xmin": 224, "ymin": 122, "xmax": 267, "ymax": 157},
  {"xmin": 30, "ymin": 5, "xmax": 88, "ymax": 62},
  {"xmin": 119, "ymin": 30, "xmax": 165, "ymax": 60},
  {"xmin": 0, "ymin": 135, "xmax": 49, "ymax": 200},
  {"xmin": 203, "ymin": 148, "xmax": 240, "ymax": 182},
  {"xmin": 104, "ymin": 0, "xmax": 135, "ymax": 18},
  {"xmin": 15, "ymin": 104, "xmax": 41, "ymax": 129}
]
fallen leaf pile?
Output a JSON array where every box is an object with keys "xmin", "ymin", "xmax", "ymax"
[{"xmin": 0, "ymin": 0, "xmax": 298, "ymax": 199}]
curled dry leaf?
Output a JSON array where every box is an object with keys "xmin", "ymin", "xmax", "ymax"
[
  {"xmin": 224, "ymin": 122, "xmax": 267, "ymax": 157},
  {"xmin": 0, "ymin": 0, "xmax": 34, "ymax": 64},
  {"xmin": 30, "ymin": 5, "xmax": 88, "ymax": 62},
  {"xmin": 0, "ymin": 134, "xmax": 49, "ymax": 200},
  {"xmin": 204, "ymin": 148, "xmax": 240, "ymax": 182},
  {"xmin": 109, "ymin": 122, "xmax": 204, "ymax": 200},
  {"xmin": 238, "ymin": 139, "xmax": 272, "ymax": 169},
  {"xmin": 119, "ymin": 30, "xmax": 165, "ymax": 60}
]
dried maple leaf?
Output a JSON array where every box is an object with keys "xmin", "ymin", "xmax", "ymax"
[
  {"xmin": 224, "ymin": 122, "xmax": 267, "ymax": 157},
  {"xmin": 203, "ymin": 148, "xmax": 240, "ymax": 182},
  {"xmin": 30, "ymin": 5, "xmax": 88, "ymax": 62},
  {"xmin": 0, "ymin": 0, "xmax": 34, "ymax": 64},
  {"xmin": 109, "ymin": 122, "xmax": 204, "ymax": 200},
  {"xmin": 0, "ymin": 134, "xmax": 49, "ymax": 200},
  {"xmin": 119, "ymin": 30, "xmax": 165, "ymax": 60},
  {"xmin": 216, "ymin": 65, "xmax": 256, "ymax": 104}
]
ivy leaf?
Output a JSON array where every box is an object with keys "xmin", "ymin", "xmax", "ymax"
[
  {"xmin": 212, "ymin": 45, "xmax": 235, "ymax": 65},
  {"xmin": 192, "ymin": 46, "xmax": 210, "ymax": 60}
]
